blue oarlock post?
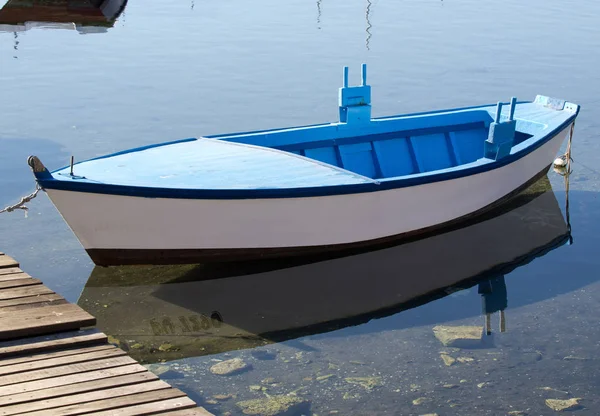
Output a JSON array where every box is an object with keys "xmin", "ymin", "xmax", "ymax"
[
  {"xmin": 484, "ymin": 97, "xmax": 517, "ymax": 160},
  {"xmin": 338, "ymin": 64, "xmax": 372, "ymax": 125}
]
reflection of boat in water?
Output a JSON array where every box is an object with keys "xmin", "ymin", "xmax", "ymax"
[
  {"xmin": 78, "ymin": 176, "xmax": 571, "ymax": 363},
  {"xmin": 0, "ymin": 0, "xmax": 127, "ymax": 34}
]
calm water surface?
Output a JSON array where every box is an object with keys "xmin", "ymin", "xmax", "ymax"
[{"xmin": 1, "ymin": 0, "xmax": 600, "ymax": 414}]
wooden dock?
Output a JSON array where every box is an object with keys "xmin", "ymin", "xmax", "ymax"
[{"xmin": 0, "ymin": 252, "xmax": 213, "ymax": 416}]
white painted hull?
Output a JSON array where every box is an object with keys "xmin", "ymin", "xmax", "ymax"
[{"xmin": 46, "ymin": 124, "xmax": 571, "ymax": 265}]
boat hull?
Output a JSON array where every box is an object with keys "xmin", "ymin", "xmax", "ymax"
[
  {"xmin": 77, "ymin": 179, "xmax": 569, "ymax": 362},
  {"xmin": 46, "ymin": 123, "xmax": 572, "ymax": 266}
]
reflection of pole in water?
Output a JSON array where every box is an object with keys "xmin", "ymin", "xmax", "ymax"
[
  {"xmin": 13, "ymin": 31, "xmax": 18, "ymax": 59},
  {"xmin": 365, "ymin": 0, "xmax": 372, "ymax": 50},
  {"xmin": 316, "ymin": 0, "xmax": 322, "ymax": 29},
  {"xmin": 478, "ymin": 276, "xmax": 508, "ymax": 335},
  {"xmin": 565, "ymin": 167, "xmax": 573, "ymax": 244}
]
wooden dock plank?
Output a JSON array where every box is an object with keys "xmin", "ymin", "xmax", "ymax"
[
  {"xmin": 0, "ymin": 268, "xmax": 22, "ymax": 277},
  {"xmin": 0, "ymin": 355, "xmax": 137, "ymax": 387},
  {"xmin": 0, "ymin": 380, "xmax": 172, "ymax": 415},
  {"xmin": 88, "ymin": 398, "xmax": 207, "ymax": 416},
  {"xmin": 0, "ymin": 272, "xmax": 33, "ymax": 282},
  {"xmin": 0, "ymin": 294, "xmax": 65, "ymax": 309},
  {"xmin": 0, "ymin": 298, "xmax": 69, "ymax": 313},
  {"xmin": 0, "ymin": 372, "xmax": 158, "ymax": 407},
  {"xmin": 0, "ymin": 256, "xmax": 18, "ymax": 269},
  {"xmin": 0, "ymin": 344, "xmax": 116, "ymax": 367},
  {"xmin": 21, "ymin": 389, "xmax": 189, "ymax": 416},
  {"xmin": 0, "ymin": 347, "xmax": 125, "ymax": 376},
  {"xmin": 0, "ymin": 303, "xmax": 96, "ymax": 340},
  {"xmin": 155, "ymin": 409, "xmax": 215, "ymax": 416},
  {"xmin": 0, "ymin": 331, "xmax": 107, "ymax": 359},
  {"xmin": 0, "ymin": 364, "xmax": 148, "ymax": 397},
  {"xmin": 0, "ymin": 278, "xmax": 42, "ymax": 290},
  {"xmin": 0, "ymin": 285, "xmax": 54, "ymax": 301}
]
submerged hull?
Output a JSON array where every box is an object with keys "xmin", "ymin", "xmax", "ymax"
[
  {"xmin": 46, "ymin": 123, "xmax": 571, "ymax": 266},
  {"xmin": 77, "ymin": 177, "xmax": 570, "ymax": 362}
]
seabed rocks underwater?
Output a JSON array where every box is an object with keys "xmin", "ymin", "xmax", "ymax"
[{"xmin": 151, "ymin": 282, "xmax": 599, "ymax": 415}]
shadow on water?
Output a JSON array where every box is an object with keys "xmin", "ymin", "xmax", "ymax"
[
  {"xmin": 0, "ymin": 0, "xmax": 128, "ymax": 36},
  {"xmin": 77, "ymin": 174, "xmax": 600, "ymax": 364},
  {"xmin": 0, "ymin": 137, "xmax": 68, "ymax": 206}
]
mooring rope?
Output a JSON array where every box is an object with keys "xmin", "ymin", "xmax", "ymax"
[
  {"xmin": 553, "ymin": 122, "xmax": 575, "ymax": 172},
  {"xmin": 0, "ymin": 185, "xmax": 42, "ymax": 215}
]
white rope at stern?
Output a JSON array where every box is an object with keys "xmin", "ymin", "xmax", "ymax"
[{"xmin": 0, "ymin": 185, "xmax": 42, "ymax": 216}]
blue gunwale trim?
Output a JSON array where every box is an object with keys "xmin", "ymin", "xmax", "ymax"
[
  {"xmin": 35, "ymin": 109, "xmax": 578, "ymax": 200},
  {"xmin": 204, "ymin": 100, "xmax": 533, "ymax": 139},
  {"xmin": 36, "ymin": 101, "xmax": 581, "ymax": 199}
]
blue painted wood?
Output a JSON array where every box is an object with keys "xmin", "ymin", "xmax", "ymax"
[
  {"xmin": 272, "ymin": 122, "xmax": 485, "ymax": 153},
  {"xmin": 411, "ymin": 133, "xmax": 454, "ymax": 172},
  {"xmin": 30, "ymin": 63, "xmax": 580, "ymax": 201},
  {"xmin": 449, "ymin": 129, "xmax": 488, "ymax": 165},
  {"xmin": 485, "ymin": 98, "xmax": 518, "ymax": 160},
  {"xmin": 32, "ymin": 117, "xmax": 575, "ymax": 200},
  {"xmin": 444, "ymin": 132, "xmax": 459, "ymax": 167},
  {"xmin": 407, "ymin": 137, "xmax": 422, "ymax": 174},
  {"xmin": 338, "ymin": 142, "xmax": 377, "ymax": 178},
  {"xmin": 221, "ymin": 112, "xmax": 491, "ymax": 149},
  {"xmin": 372, "ymin": 138, "xmax": 417, "ymax": 177},
  {"xmin": 339, "ymin": 64, "xmax": 371, "ymax": 124},
  {"xmin": 304, "ymin": 147, "xmax": 338, "ymax": 167}
]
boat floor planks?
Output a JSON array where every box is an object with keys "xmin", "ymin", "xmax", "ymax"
[{"xmin": 0, "ymin": 262, "xmax": 213, "ymax": 415}]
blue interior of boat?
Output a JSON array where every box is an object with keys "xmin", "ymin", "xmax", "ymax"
[
  {"xmin": 209, "ymin": 65, "xmax": 537, "ymax": 180},
  {"xmin": 36, "ymin": 64, "xmax": 578, "ymax": 198}
]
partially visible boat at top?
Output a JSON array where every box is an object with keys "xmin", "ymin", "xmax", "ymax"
[
  {"xmin": 0, "ymin": 0, "xmax": 128, "ymax": 34},
  {"xmin": 28, "ymin": 64, "xmax": 580, "ymax": 266}
]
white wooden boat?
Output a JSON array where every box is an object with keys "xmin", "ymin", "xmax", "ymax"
[
  {"xmin": 77, "ymin": 177, "xmax": 571, "ymax": 362},
  {"xmin": 29, "ymin": 65, "xmax": 580, "ymax": 266}
]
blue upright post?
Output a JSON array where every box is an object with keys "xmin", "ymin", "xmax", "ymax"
[
  {"xmin": 338, "ymin": 64, "xmax": 372, "ymax": 125},
  {"xmin": 509, "ymin": 97, "xmax": 517, "ymax": 121},
  {"xmin": 361, "ymin": 63, "xmax": 367, "ymax": 86},
  {"xmin": 494, "ymin": 102, "xmax": 502, "ymax": 124},
  {"xmin": 484, "ymin": 98, "xmax": 518, "ymax": 160},
  {"xmin": 343, "ymin": 66, "xmax": 349, "ymax": 88}
]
